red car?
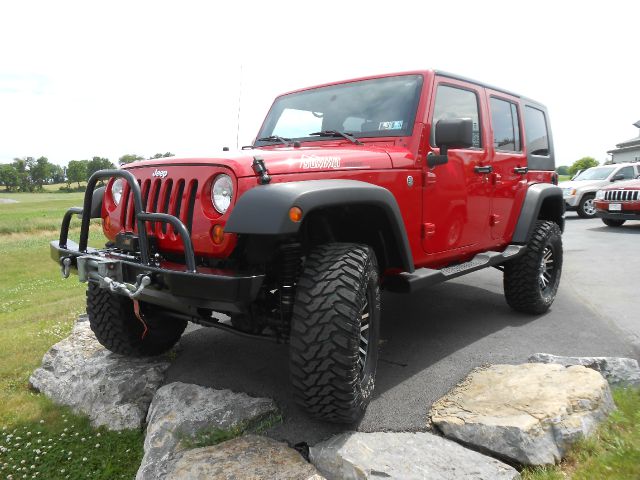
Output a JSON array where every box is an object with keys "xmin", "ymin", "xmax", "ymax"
[
  {"xmin": 595, "ymin": 178, "xmax": 640, "ymax": 226},
  {"xmin": 52, "ymin": 70, "xmax": 564, "ymax": 422}
]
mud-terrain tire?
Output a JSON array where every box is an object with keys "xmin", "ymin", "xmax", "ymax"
[
  {"xmin": 289, "ymin": 243, "xmax": 380, "ymax": 423},
  {"xmin": 577, "ymin": 193, "xmax": 596, "ymax": 218},
  {"xmin": 504, "ymin": 220, "xmax": 563, "ymax": 315},
  {"xmin": 86, "ymin": 282, "xmax": 187, "ymax": 356},
  {"xmin": 602, "ymin": 218, "xmax": 626, "ymax": 227}
]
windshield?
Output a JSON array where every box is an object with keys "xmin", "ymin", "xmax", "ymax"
[
  {"xmin": 256, "ymin": 75, "xmax": 423, "ymax": 145},
  {"xmin": 574, "ymin": 167, "xmax": 615, "ymax": 181}
]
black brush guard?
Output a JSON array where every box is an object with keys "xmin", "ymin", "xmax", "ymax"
[{"xmin": 50, "ymin": 169, "xmax": 265, "ymax": 315}]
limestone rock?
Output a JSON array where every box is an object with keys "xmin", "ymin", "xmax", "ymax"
[
  {"xmin": 165, "ymin": 435, "xmax": 323, "ymax": 480},
  {"xmin": 430, "ymin": 363, "xmax": 614, "ymax": 465},
  {"xmin": 29, "ymin": 315, "xmax": 170, "ymax": 430},
  {"xmin": 529, "ymin": 353, "xmax": 640, "ymax": 388},
  {"xmin": 136, "ymin": 382, "xmax": 279, "ymax": 480},
  {"xmin": 310, "ymin": 431, "xmax": 519, "ymax": 480}
]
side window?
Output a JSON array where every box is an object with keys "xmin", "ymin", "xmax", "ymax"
[
  {"xmin": 618, "ymin": 166, "xmax": 635, "ymax": 179},
  {"xmin": 524, "ymin": 106, "xmax": 550, "ymax": 156},
  {"xmin": 431, "ymin": 85, "xmax": 482, "ymax": 148},
  {"xmin": 489, "ymin": 97, "xmax": 521, "ymax": 151}
]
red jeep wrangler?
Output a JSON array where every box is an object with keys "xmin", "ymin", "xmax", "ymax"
[{"xmin": 52, "ymin": 70, "xmax": 564, "ymax": 422}]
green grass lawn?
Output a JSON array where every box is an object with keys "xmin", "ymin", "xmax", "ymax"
[{"xmin": 0, "ymin": 195, "xmax": 144, "ymax": 479}]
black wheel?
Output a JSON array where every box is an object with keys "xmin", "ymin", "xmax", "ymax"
[
  {"xmin": 86, "ymin": 282, "xmax": 187, "ymax": 356},
  {"xmin": 577, "ymin": 194, "xmax": 596, "ymax": 218},
  {"xmin": 289, "ymin": 243, "xmax": 380, "ymax": 423},
  {"xmin": 504, "ymin": 220, "xmax": 563, "ymax": 314},
  {"xmin": 602, "ymin": 218, "xmax": 626, "ymax": 227}
]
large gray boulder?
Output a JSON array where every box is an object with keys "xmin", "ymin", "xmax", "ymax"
[
  {"xmin": 29, "ymin": 315, "xmax": 171, "ymax": 430},
  {"xmin": 165, "ymin": 435, "xmax": 324, "ymax": 480},
  {"xmin": 136, "ymin": 382, "xmax": 279, "ymax": 480},
  {"xmin": 430, "ymin": 363, "xmax": 615, "ymax": 465},
  {"xmin": 310, "ymin": 431, "xmax": 519, "ymax": 480},
  {"xmin": 528, "ymin": 353, "xmax": 640, "ymax": 388}
]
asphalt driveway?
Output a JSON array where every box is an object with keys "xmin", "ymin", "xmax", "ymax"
[{"xmin": 165, "ymin": 214, "xmax": 640, "ymax": 445}]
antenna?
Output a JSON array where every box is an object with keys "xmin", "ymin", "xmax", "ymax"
[{"xmin": 235, "ymin": 64, "xmax": 243, "ymax": 150}]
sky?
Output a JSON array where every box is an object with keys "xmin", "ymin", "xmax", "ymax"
[{"xmin": 1, "ymin": 0, "xmax": 639, "ymax": 168}]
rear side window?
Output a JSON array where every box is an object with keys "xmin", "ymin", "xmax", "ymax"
[
  {"xmin": 431, "ymin": 85, "xmax": 482, "ymax": 148},
  {"xmin": 490, "ymin": 97, "xmax": 521, "ymax": 151},
  {"xmin": 618, "ymin": 166, "xmax": 635, "ymax": 180},
  {"xmin": 524, "ymin": 106, "xmax": 550, "ymax": 156}
]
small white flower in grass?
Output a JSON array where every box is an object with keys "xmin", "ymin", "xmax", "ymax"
[
  {"xmin": 60, "ymin": 469, "xmax": 65, "ymax": 474},
  {"xmin": 26, "ymin": 433, "xmax": 31, "ymax": 436},
  {"xmin": 96, "ymin": 433, "xmax": 100, "ymax": 437},
  {"xmin": 25, "ymin": 443, "xmax": 31, "ymax": 448},
  {"xmin": 63, "ymin": 428, "xmax": 68, "ymax": 433},
  {"xmin": 82, "ymin": 457, "xmax": 87, "ymax": 462},
  {"xmin": 39, "ymin": 421, "xmax": 44, "ymax": 424},
  {"xmin": 95, "ymin": 443, "xmax": 100, "ymax": 448},
  {"xmin": 20, "ymin": 460, "xmax": 25, "ymax": 465},
  {"xmin": 60, "ymin": 433, "xmax": 66, "ymax": 437},
  {"xmin": 81, "ymin": 437, "xmax": 86, "ymax": 442}
]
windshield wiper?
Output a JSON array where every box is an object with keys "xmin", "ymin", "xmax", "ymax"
[
  {"xmin": 309, "ymin": 130, "xmax": 363, "ymax": 145},
  {"xmin": 255, "ymin": 135, "xmax": 292, "ymax": 146}
]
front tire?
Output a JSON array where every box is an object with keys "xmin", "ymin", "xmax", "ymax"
[
  {"xmin": 577, "ymin": 194, "xmax": 596, "ymax": 218},
  {"xmin": 504, "ymin": 220, "xmax": 563, "ymax": 314},
  {"xmin": 289, "ymin": 243, "xmax": 380, "ymax": 423},
  {"xmin": 602, "ymin": 218, "xmax": 626, "ymax": 227},
  {"xmin": 86, "ymin": 282, "xmax": 187, "ymax": 357}
]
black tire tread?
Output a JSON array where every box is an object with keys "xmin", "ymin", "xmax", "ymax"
[
  {"xmin": 86, "ymin": 283, "xmax": 187, "ymax": 357},
  {"xmin": 504, "ymin": 220, "xmax": 562, "ymax": 314},
  {"xmin": 289, "ymin": 243, "xmax": 378, "ymax": 423}
]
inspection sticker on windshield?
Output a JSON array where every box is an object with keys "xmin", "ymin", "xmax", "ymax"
[{"xmin": 378, "ymin": 120, "xmax": 403, "ymax": 131}]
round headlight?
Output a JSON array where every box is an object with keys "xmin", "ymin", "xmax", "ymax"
[
  {"xmin": 111, "ymin": 178, "xmax": 124, "ymax": 205},
  {"xmin": 211, "ymin": 174, "xmax": 233, "ymax": 214}
]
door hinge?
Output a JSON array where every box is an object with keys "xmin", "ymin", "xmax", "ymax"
[{"xmin": 489, "ymin": 214, "xmax": 501, "ymax": 227}]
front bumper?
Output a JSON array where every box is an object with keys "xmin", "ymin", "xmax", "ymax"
[
  {"xmin": 564, "ymin": 196, "xmax": 578, "ymax": 209},
  {"xmin": 595, "ymin": 210, "xmax": 640, "ymax": 221},
  {"xmin": 52, "ymin": 169, "xmax": 265, "ymax": 316}
]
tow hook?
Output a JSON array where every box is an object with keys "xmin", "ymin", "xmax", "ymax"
[
  {"xmin": 60, "ymin": 257, "xmax": 72, "ymax": 279},
  {"xmin": 103, "ymin": 275, "xmax": 151, "ymax": 299}
]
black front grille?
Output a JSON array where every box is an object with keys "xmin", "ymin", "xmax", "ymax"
[
  {"xmin": 122, "ymin": 177, "xmax": 198, "ymax": 237},
  {"xmin": 604, "ymin": 190, "xmax": 639, "ymax": 201}
]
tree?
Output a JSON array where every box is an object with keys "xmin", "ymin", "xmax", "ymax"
[
  {"xmin": 87, "ymin": 157, "xmax": 115, "ymax": 180},
  {"xmin": 51, "ymin": 164, "xmax": 65, "ymax": 184},
  {"xmin": 66, "ymin": 160, "xmax": 88, "ymax": 188},
  {"xmin": 118, "ymin": 154, "xmax": 143, "ymax": 165},
  {"xmin": 12, "ymin": 157, "xmax": 35, "ymax": 192},
  {"xmin": 30, "ymin": 156, "xmax": 53, "ymax": 190},
  {"xmin": 151, "ymin": 152, "xmax": 175, "ymax": 159},
  {"xmin": 569, "ymin": 157, "xmax": 598, "ymax": 176},
  {"xmin": 0, "ymin": 164, "xmax": 19, "ymax": 192},
  {"xmin": 555, "ymin": 165, "xmax": 570, "ymax": 176}
]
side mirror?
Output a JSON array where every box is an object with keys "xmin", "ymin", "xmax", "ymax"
[
  {"xmin": 611, "ymin": 173, "xmax": 625, "ymax": 182},
  {"xmin": 429, "ymin": 118, "xmax": 473, "ymax": 168}
]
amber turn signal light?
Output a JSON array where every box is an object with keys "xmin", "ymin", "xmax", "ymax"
[
  {"xmin": 289, "ymin": 207, "xmax": 303, "ymax": 223},
  {"xmin": 211, "ymin": 224, "xmax": 224, "ymax": 244}
]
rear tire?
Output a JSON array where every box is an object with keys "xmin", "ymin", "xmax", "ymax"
[
  {"xmin": 577, "ymin": 194, "xmax": 596, "ymax": 218},
  {"xmin": 504, "ymin": 220, "xmax": 563, "ymax": 314},
  {"xmin": 289, "ymin": 243, "xmax": 380, "ymax": 423},
  {"xmin": 86, "ymin": 282, "xmax": 187, "ymax": 356},
  {"xmin": 602, "ymin": 218, "xmax": 626, "ymax": 227}
]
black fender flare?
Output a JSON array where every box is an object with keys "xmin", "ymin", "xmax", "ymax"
[
  {"xmin": 225, "ymin": 179, "xmax": 414, "ymax": 272},
  {"xmin": 512, "ymin": 183, "xmax": 565, "ymax": 244},
  {"xmin": 91, "ymin": 186, "xmax": 105, "ymax": 218}
]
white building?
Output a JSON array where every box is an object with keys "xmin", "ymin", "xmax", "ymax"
[{"xmin": 608, "ymin": 120, "xmax": 640, "ymax": 163}]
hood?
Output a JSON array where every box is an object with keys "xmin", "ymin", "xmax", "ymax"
[
  {"xmin": 600, "ymin": 179, "xmax": 640, "ymax": 191},
  {"xmin": 558, "ymin": 179, "xmax": 609, "ymax": 190},
  {"xmin": 123, "ymin": 145, "xmax": 396, "ymax": 178}
]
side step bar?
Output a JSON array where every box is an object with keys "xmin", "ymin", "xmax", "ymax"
[{"xmin": 384, "ymin": 245, "xmax": 525, "ymax": 293}]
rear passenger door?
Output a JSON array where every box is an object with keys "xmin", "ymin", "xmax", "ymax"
[{"xmin": 486, "ymin": 91, "xmax": 528, "ymax": 241}]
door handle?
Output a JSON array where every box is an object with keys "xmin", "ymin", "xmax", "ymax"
[
  {"xmin": 474, "ymin": 165, "xmax": 493, "ymax": 174},
  {"xmin": 513, "ymin": 166, "xmax": 529, "ymax": 174}
]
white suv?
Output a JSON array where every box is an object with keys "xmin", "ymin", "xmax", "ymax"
[{"xmin": 560, "ymin": 163, "xmax": 640, "ymax": 218}]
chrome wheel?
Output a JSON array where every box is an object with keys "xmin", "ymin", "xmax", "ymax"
[
  {"xmin": 582, "ymin": 198, "xmax": 596, "ymax": 216},
  {"xmin": 538, "ymin": 246, "xmax": 555, "ymax": 292}
]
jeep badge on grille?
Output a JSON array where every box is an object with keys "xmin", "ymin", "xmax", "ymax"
[{"xmin": 152, "ymin": 169, "xmax": 168, "ymax": 178}]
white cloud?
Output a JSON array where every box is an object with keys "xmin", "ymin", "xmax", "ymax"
[{"xmin": 1, "ymin": 0, "xmax": 638, "ymax": 166}]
